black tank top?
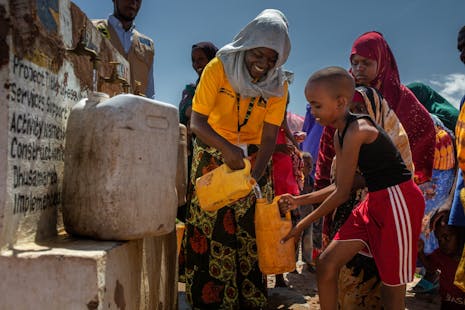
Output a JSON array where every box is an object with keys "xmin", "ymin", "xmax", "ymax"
[{"xmin": 338, "ymin": 113, "xmax": 411, "ymax": 192}]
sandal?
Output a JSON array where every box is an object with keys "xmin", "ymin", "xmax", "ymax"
[{"xmin": 409, "ymin": 277, "xmax": 439, "ymax": 294}]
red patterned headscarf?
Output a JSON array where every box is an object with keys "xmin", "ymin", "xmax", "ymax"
[
  {"xmin": 350, "ymin": 31, "xmax": 401, "ymax": 108},
  {"xmin": 350, "ymin": 31, "xmax": 435, "ymax": 184}
]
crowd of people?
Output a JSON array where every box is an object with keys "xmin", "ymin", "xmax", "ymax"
[
  {"xmin": 173, "ymin": 10, "xmax": 465, "ymax": 310},
  {"xmin": 97, "ymin": 1, "xmax": 465, "ymax": 309}
]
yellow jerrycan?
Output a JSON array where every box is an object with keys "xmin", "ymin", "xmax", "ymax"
[
  {"xmin": 255, "ymin": 196, "xmax": 296, "ymax": 275},
  {"xmin": 196, "ymin": 158, "xmax": 256, "ymax": 212}
]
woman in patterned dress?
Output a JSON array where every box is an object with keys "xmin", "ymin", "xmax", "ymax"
[{"xmin": 182, "ymin": 9, "xmax": 291, "ymax": 309}]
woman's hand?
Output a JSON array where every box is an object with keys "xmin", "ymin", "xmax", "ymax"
[
  {"xmin": 191, "ymin": 111, "xmax": 244, "ymax": 168},
  {"xmin": 222, "ymin": 144, "xmax": 245, "ymax": 170}
]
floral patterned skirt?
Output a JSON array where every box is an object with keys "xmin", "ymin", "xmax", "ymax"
[{"xmin": 182, "ymin": 139, "xmax": 272, "ymax": 309}]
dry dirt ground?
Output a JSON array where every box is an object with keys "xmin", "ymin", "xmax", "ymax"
[{"xmin": 178, "ymin": 262, "xmax": 441, "ymax": 309}]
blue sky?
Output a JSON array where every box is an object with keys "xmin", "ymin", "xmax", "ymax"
[{"xmin": 73, "ymin": 0, "xmax": 465, "ymax": 116}]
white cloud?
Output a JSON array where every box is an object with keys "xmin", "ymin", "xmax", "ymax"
[{"xmin": 428, "ymin": 73, "xmax": 465, "ymax": 109}]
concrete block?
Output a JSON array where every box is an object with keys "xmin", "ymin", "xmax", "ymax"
[{"xmin": 0, "ymin": 235, "xmax": 143, "ymax": 310}]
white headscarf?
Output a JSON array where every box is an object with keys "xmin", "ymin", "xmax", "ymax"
[{"xmin": 217, "ymin": 9, "xmax": 291, "ymax": 99}]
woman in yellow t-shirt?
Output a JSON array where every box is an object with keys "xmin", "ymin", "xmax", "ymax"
[{"xmin": 182, "ymin": 9, "xmax": 291, "ymax": 309}]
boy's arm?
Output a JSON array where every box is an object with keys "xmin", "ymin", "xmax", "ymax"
[
  {"xmin": 298, "ymin": 126, "xmax": 361, "ymax": 224},
  {"xmin": 279, "ymin": 184, "xmax": 335, "ymax": 209},
  {"xmin": 281, "ymin": 124, "xmax": 363, "ymax": 242},
  {"xmin": 278, "ymin": 185, "xmax": 335, "ymax": 215}
]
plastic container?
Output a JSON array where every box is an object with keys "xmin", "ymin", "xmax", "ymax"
[
  {"xmin": 176, "ymin": 124, "xmax": 188, "ymax": 206},
  {"xmin": 255, "ymin": 196, "xmax": 296, "ymax": 274},
  {"xmin": 62, "ymin": 93, "xmax": 179, "ymax": 240},
  {"xmin": 196, "ymin": 158, "xmax": 256, "ymax": 211}
]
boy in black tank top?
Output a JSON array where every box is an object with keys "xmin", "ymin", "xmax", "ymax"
[{"xmin": 279, "ymin": 67, "xmax": 425, "ymax": 309}]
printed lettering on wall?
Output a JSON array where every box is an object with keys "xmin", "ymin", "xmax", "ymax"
[{"xmin": 6, "ymin": 55, "xmax": 84, "ymax": 215}]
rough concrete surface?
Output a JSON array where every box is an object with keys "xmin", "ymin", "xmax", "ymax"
[{"xmin": 0, "ymin": 235, "xmax": 142, "ymax": 310}]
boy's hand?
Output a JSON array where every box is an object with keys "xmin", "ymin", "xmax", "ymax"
[
  {"xmin": 278, "ymin": 194, "xmax": 298, "ymax": 214},
  {"xmin": 280, "ymin": 225, "xmax": 301, "ymax": 244}
]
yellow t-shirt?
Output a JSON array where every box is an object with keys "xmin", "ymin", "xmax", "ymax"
[{"xmin": 192, "ymin": 57, "xmax": 288, "ymax": 145}]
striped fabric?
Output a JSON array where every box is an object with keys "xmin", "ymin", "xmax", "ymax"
[
  {"xmin": 357, "ymin": 86, "xmax": 414, "ymax": 175},
  {"xmin": 387, "ymin": 185, "xmax": 414, "ymax": 284}
]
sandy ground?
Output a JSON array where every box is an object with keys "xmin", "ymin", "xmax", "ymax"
[
  {"xmin": 178, "ymin": 262, "xmax": 441, "ymax": 309},
  {"xmin": 264, "ymin": 263, "xmax": 440, "ymax": 309}
]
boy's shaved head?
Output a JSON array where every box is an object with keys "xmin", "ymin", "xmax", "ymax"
[{"xmin": 305, "ymin": 66, "xmax": 355, "ymax": 101}]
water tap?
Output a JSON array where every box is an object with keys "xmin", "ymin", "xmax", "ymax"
[
  {"xmin": 133, "ymin": 80, "xmax": 145, "ymax": 97},
  {"xmin": 100, "ymin": 61, "xmax": 130, "ymax": 93},
  {"xmin": 67, "ymin": 26, "xmax": 100, "ymax": 91}
]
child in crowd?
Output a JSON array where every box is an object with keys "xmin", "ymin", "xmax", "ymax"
[
  {"xmin": 313, "ymin": 85, "xmax": 414, "ymax": 307},
  {"xmin": 417, "ymin": 210, "xmax": 465, "ymax": 309},
  {"xmin": 272, "ymin": 98, "xmax": 301, "ymax": 287},
  {"xmin": 279, "ymin": 66, "xmax": 425, "ymax": 309},
  {"xmin": 298, "ymin": 152, "xmax": 315, "ymax": 271}
]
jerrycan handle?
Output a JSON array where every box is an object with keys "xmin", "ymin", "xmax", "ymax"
[
  {"xmin": 224, "ymin": 158, "xmax": 251, "ymax": 175},
  {"xmin": 273, "ymin": 195, "xmax": 292, "ymax": 220}
]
